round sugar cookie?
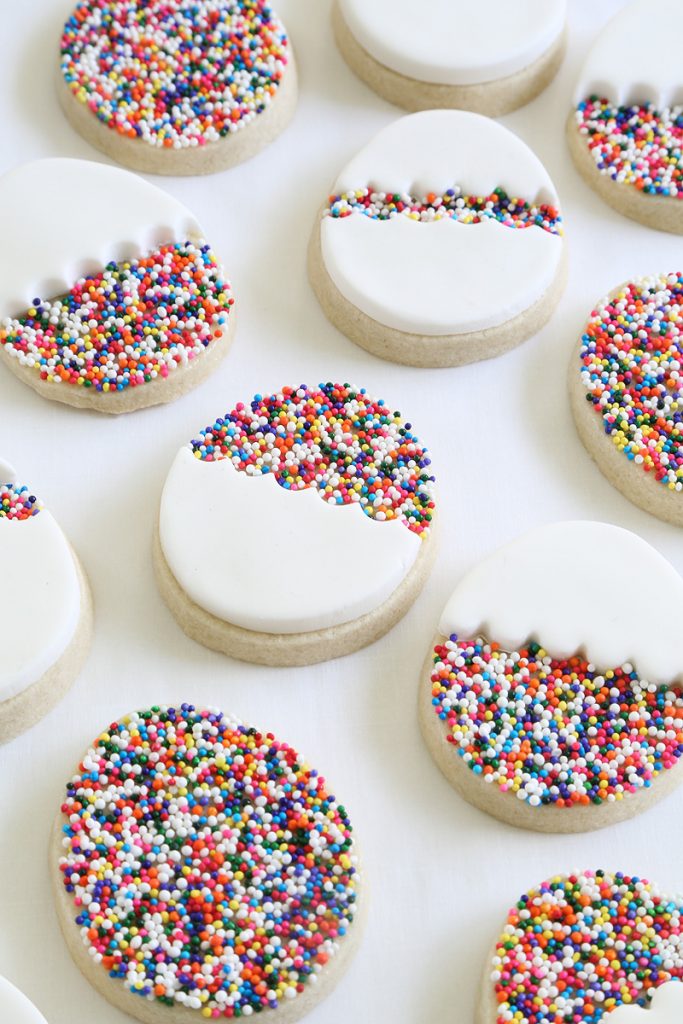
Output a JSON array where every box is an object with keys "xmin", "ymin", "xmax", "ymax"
[
  {"xmin": 333, "ymin": 0, "xmax": 566, "ymax": 116},
  {"xmin": 59, "ymin": 0, "xmax": 297, "ymax": 176},
  {"xmin": 420, "ymin": 521, "xmax": 683, "ymax": 833},
  {"xmin": 53, "ymin": 704, "xmax": 364, "ymax": 1024},
  {"xmin": 479, "ymin": 870, "xmax": 683, "ymax": 1024},
  {"xmin": 0, "ymin": 159, "xmax": 235, "ymax": 414},
  {"xmin": 309, "ymin": 110, "xmax": 567, "ymax": 368},
  {"xmin": 154, "ymin": 383, "xmax": 438, "ymax": 666},
  {"xmin": 570, "ymin": 273, "xmax": 683, "ymax": 526},
  {"xmin": 0, "ymin": 976, "xmax": 48, "ymax": 1024},
  {"xmin": 0, "ymin": 459, "xmax": 93, "ymax": 744},
  {"xmin": 568, "ymin": 0, "xmax": 683, "ymax": 234}
]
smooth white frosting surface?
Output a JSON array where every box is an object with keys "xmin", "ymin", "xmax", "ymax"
[
  {"xmin": 339, "ymin": 0, "xmax": 566, "ymax": 86},
  {"xmin": 574, "ymin": 0, "xmax": 683, "ymax": 107},
  {"xmin": 0, "ymin": 975, "xmax": 48, "ymax": 1024},
  {"xmin": 0, "ymin": 457, "xmax": 17, "ymax": 483},
  {"xmin": 323, "ymin": 110, "xmax": 562, "ymax": 336},
  {"xmin": 438, "ymin": 521, "xmax": 683, "ymax": 685},
  {"xmin": 0, "ymin": 510, "xmax": 81, "ymax": 701},
  {"xmin": 159, "ymin": 447, "xmax": 421, "ymax": 634},
  {"xmin": 609, "ymin": 983, "xmax": 683, "ymax": 1023},
  {"xmin": 0, "ymin": 158, "xmax": 201, "ymax": 317}
]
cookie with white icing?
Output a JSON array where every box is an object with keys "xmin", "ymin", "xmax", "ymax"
[
  {"xmin": 154, "ymin": 383, "xmax": 437, "ymax": 666},
  {"xmin": 568, "ymin": 0, "xmax": 683, "ymax": 233},
  {"xmin": 333, "ymin": 0, "xmax": 566, "ymax": 116},
  {"xmin": 59, "ymin": 0, "xmax": 297, "ymax": 176},
  {"xmin": 309, "ymin": 111, "xmax": 567, "ymax": 368},
  {"xmin": 0, "ymin": 976, "xmax": 48, "ymax": 1024},
  {"xmin": 478, "ymin": 870, "xmax": 683, "ymax": 1024},
  {"xmin": 420, "ymin": 521, "xmax": 683, "ymax": 833},
  {"xmin": 0, "ymin": 458, "xmax": 93, "ymax": 744},
  {"xmin": 53, "ymin": 704, "xmax": 364, "ymax": 1024},
  {"xmin": 0, "ymin": 159, "xmax": 235, "ymax": 414},
  {"xmin": 570, "ymin": 273, "xmax": 683, "ymax": 526}
]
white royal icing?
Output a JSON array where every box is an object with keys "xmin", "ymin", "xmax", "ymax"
[
  {"xmin": 0, "ymin": 457, "xmax": 17, "ymax": 483},
  {"xmin": 0, "ymin": 976, "xmax": 48, "ymax": 1024},
  {"xmin": 574, "ymin": 0, "xmax": 683, "ymax": 108},
  {"xmin": 609, "ymin": 983, "xmax": 683, "ymax": 1023},
  {"xmin": 0, "ymin": 158, "xmax": 201, "ymax": 317},
  {"xmin": 159, "ymin": 447, "xmax": 422, "ymax": 634},
  {"xmin": 321, "ymin": 110, "xmax": 563, "ymax": 337},
  {"xmin": 438, "ymin": 521, "xmax": 683, "ymax": 685},
  {"xmin": 0, "ymin": 507, "xmax": 81, "ymax": 703},
  {"xmin": 339, "ymin": 0, "xmax": 566, "ymax": 86}
]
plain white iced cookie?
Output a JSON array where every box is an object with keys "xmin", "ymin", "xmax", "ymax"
[
  {"xmin": 154, "ymin": 383, "xmax": 438, "ymax": 666},
  {"xmin": 310, "ymin": 110, "xmax": 567, "ymax": 367},
  {"xmin": 334, "ymin": 0, "xmax": 567, "ymax": 115},
  {"xmin": 59, "ymin": 0, "xmax": 298, "ymax": 176},
  {"xmin": 568, "ymin": 0, "xmax": 683, "ymax": 233},
  {"xmin": 420, "ymin": 521, "xmax": 683, "ymax": 833},
  {"xmin": 0, "ymin": 159, "xmax": 235, "ymax": 413},
  {"xmin": 0, "ymin": 976, "xmax": 48, "ymax": 1024},
  {"xmin": 0, "ymin": 464, "xmax": 93, "ymax": 743}
]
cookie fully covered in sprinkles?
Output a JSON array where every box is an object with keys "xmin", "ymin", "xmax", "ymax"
[
  {"xmin": 568, "ymin": 0, "xmax": 683, "ymax": 233},
  {"xmin": 0, "ymin": 159, "xmax": 235, "ymax": 414},
  {"xmin": 59, "ymin": 0, "xmax": 297, "ymax": 175},
  {"xmin": 310, "ymin": 110, "xmax": 567, "ymax": 368},
  {"xmin": 480, "ymin": 871, "xmax": 683, "ymax": 1024},
  {"xmin": 0, "ymin": 463, "xmax": 93, "ymax": 745},
  {"xmin": 53, "ymin": 705, "xmax": 363, "ymax": 1024},
  {"xmin": 420, "ymin": 522, "xmax": 683, "ymax": 833},
  {"xmin": 155, "ymin": 383, "xmax": 438, "ymax": 666},
  {"xmin": 571, "ymin": 273, "xmax": 683, "ymax": 527}
]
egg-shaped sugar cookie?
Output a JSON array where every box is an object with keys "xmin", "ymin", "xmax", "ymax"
[
  {"xmin": 53, "ymin": 704, "xmax": 364, "ymax": 1024},
  {"xmin": 569, "ymin": 0, "xmax": 683, "ymax": 233},
  {"xmin": 0, "ymin": 159, "xmax": 234, "ymax": 414},
  {"xmin": 571, "ymin": 273, "xmax": 683, "ymax": 526},
  {"xmin": 0, "ymin": 976, "xmax": 48, "ymax": 1024},
  {"xmin": 0, "ymin": 460, "xmax": 92, "ymax": 744},
  {"xmin": 309, "ymin": 111, "xmax": 567, "ymax": 368},
  {"xmin": 479, "ymin": 871, "xmax": 683, "ymax": 1024},
  {"xmin": 155, "ymin": 383, "xmax": 437, "ymax": 666},
  {"xmin": 333, "ymin": 0, "xmax": 566, "ymax": 116},
  {"xmin": 59, "ymin": 0, "xmax": 297, "ymax": 176},
  {"xmin": 420, "ymin": 521, "xmax": 683, "ymax": 833}
]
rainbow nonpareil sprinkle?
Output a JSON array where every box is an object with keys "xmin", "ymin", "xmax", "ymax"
[
  {"xmin": 60, "ymin": 0, "xmax": 290, "ymax": 149},
  {"xmin": 325, "ymin": 187, "xmax": 563, "ymax": 236},
  {"xmin": 578, "ymin": 273, "xmax": 683, "ymax": 491},
  {"xmin": 58, "ymin": 705, "xmax": 359, "ymax": 1017},
  {"xmin": 190, "ymin": 384, "xmax": 436, "ymax": 536},
  {"xmin": 0, "ymin": 483, "xmax": 41, "ymax": 520},
  {"xmin": 430, "ymin": 636, "xmax": 683, "ymax": 808},
  {"xmin": 576, "ymin": 98, "xmax": 683, "ymax": 198},
  {"xmin": 492, "ymin": 871, "xmax": 683, "ymax": 1023},
  {"xmin": 0, "ymin": 242, "xmax": 233, "ymax": 393}
]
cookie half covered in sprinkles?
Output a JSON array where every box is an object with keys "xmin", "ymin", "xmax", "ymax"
[
  {"xmin": 479, "ymin": 871, "xmax": 683, "ymax": 1024},
  {"xmin": 0, "ymin": 464, "xmax": 93, "ymax": 745},
  {"xmin": 53, "ymin": 705, "xmax": 363, "ymax": 1024},
  {"xmin": 571, "ymin": 273, "xmax": 683, "ymax": 527},
  {"xmin": 59, "ymin": 0, "xmax": 298, "ymax": 175},
  {"xmin": 420, "ymin": 521, "xmax": 683, "ymax": 833},
  {"xmin": 0, "ymin": 159, "xmax": 235, "ymax": 414},
  {"xmin": 568, "ymin": 0, "xmax": 683, "ymax": 233},
  {"xmin": 155, "ymin": 383, "xmax": 438, "ymax": 666}
]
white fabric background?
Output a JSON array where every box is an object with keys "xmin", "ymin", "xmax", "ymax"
[{"xmin": 1, "ymin": 2, "xmax": 682, "ymax": 1022}]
